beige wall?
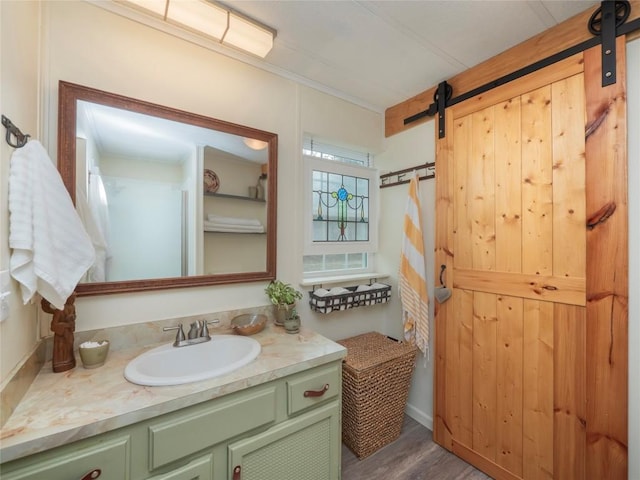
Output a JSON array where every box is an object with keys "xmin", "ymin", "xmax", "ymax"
[
  {"xmin": 0, "ymin": 1, "xmax": 42, "ymax": 384},
  {"xmin": 1, "ymin": 1, "xmax": 386, "ymax": 384},
  {"xmin": 376, "ymin": 121, "xmax": 436, "ymax": 428}
]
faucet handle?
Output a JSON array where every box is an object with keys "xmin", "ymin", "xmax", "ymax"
[
  {"xmin": 163, "ymin": 324, "xmax": 185, "ymax": 346},
  {"xmin": 199, "ymin": 319, "xmax": 220, "ymax": 339}
]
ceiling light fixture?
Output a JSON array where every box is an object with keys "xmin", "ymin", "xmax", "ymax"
[
  {"xmin": 243, "ymin": 138, "xmax": 269, "ymax": 150},
  {"xmin": 122, "ymin": 0, "xmax": 276, "ymax": 58}
]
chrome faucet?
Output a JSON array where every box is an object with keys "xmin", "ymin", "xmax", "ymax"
[
  {"xmin": 187, "ymin": 321, "xmax": 200, "ymax": 339},
  {"xmin": 163, "ymin": 319, "xmax": 219, "ymax": 347}
]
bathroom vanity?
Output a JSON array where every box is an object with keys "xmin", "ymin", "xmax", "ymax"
[{"xmin": 0, "ymin": 322, "xmax": 346, "ymax": 480}]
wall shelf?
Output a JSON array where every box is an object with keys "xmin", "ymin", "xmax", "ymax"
[
  {"xmin": 204, "ymin": 230, "xmax": 266, "ymax": 234},
  {"xmin": 308, "ymin": 283, "xmax": 391, "ymax": 314},
  {"xmin": 204, "ymin": 192, "xmax": 265, "ymax": 203}
]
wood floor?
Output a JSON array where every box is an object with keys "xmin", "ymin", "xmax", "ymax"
[{"xmin": 341, "ymin": 416, "xmax": 492, "ymax": 480}]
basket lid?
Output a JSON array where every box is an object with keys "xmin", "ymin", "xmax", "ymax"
[{"xmin": 337, "ymin": 331, "xmax": 416, "ymax": 371}]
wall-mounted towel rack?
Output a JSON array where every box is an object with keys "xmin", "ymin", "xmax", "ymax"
[
  {"xmin": 2, "ymin": 114, "xmax": 30, "ymax": 148},
  {"xmin": 379, "ymin": 162, "xmax": 435, "ymax": 188}
]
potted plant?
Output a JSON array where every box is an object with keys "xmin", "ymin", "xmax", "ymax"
[{"xmin": 265, "ymin": 280, "xmax": 303, "ymax": 326}]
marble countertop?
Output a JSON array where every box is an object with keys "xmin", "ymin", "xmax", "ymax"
[{"xmin": 0, "ymin": 322, "xmax": 346, "ymax": 463}]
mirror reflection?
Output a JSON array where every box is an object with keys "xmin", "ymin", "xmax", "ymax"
[{"xmin": 58, "ymin": 81, "xmax": 277, "ymax": 295}]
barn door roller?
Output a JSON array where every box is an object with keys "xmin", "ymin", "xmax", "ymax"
[
  {"xmin": 403, "ymin": 1, "xmax": 638, "ymax": 137},
  {"xmin": 589, "ymin": 0, "xmax": 631, "ymax": 86},
  {"xmin": 403, "ymin": 81, "xmax": 451, "ymax": 139}
]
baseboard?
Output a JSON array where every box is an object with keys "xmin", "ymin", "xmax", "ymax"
[{"xmin": 405, "ymin": 403, "xmax": 433, "ymax": 431}]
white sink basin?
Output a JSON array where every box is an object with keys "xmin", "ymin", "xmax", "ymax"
[{"xmin": 124, "ymin": 335, "xmax": 261, "ymax": 386}]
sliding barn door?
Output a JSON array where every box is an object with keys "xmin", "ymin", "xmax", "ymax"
[{"xmin": 434, "ymin": 40, "xmax": 628, "ymax": 480}]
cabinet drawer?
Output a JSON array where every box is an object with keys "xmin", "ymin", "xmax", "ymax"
[
  {"xmin": 148, "ymin": 386, "xmax": 276, "ymax": 470},
  {"xmin": 0, "ymin": 435, "xmax": 130, "ymax": 480},
  {"xmin": 147, "ymin": 453, "xmax": 213, "ymax": 480},
  {"xmin": 287, "ymin": 363, "xmax": 341, "ymax": 416}
]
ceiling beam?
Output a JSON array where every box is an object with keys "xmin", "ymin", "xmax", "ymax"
[{"xmin": 385, "ymin": 0, "xmax": 640, "ymax": 138}]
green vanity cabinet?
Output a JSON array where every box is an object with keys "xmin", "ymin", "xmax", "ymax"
[{"xmin": 0, "ymin": 361, "xmax": 342, "ymax": 480}]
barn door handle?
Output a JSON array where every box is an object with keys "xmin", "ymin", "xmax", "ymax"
[
  {"xmin": 439, "ymin": 264, "xmax": 447, "ymax": 287},
  {"xmin": 304, "ymin": 384, "xmax": 329, "ymax": 397},
  {"xmin": 233, "ymin": 465, "xmax": 241, "ymax": 480}
]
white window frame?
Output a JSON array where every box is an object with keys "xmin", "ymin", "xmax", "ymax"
[{"xmin": 303, "ymin": 154, "xmax": 379, "ymax": 259}]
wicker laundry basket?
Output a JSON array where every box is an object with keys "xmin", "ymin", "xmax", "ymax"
[{"xmin": 337, "ymin": 331, "xmax": 417, "ymax": 459}]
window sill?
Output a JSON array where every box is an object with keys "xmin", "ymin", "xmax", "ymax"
[{"xmin": 300, "ymin": 272, "xmax": 389, "ymax": 287}]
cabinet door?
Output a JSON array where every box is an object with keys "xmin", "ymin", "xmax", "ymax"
[
  {"xmin": 228, "ymin": 402, "xmax": 340, "ymax": 480},
  {"xmin": 0, "ymin": 435, "xmax": 130, "ymax": 480},
  {"xmin": 147, "ymin": 454, "xmax": 213, "ymax": 480},
  {"xmin": 148, "ymin": 386, "xmax": 276, "ymax": 470}
]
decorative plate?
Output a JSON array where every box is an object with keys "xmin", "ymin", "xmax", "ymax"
[{"xmin": 203, "ymin": 169, "xmax": 220, "ymax": 193}]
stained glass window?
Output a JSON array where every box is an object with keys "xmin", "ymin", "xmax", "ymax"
[
  {"xmin": 312, "ymin": 170, "xmax": 369, "ymax": 243},
  {"xmin": 302, "ymin": 138, "xmax": 377, "ymax": 276}
]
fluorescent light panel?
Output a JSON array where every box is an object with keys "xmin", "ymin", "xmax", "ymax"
[
  {"xmin": 166, "ymin": 1, "xmax": 228, "ymax": 39},
  {"xmin": 122, "ymin": 0, "xmax": 275, "ymax": 58},
  {"xmin": 128, "ymin": 0, "xmax": 166, "ymax": 16},
  {"xmin": 223, "ymin": 12, "xmax": 273, "ymax": 59}
]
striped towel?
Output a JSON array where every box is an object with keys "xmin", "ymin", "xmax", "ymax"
[{"xmin": 399, "ymin": 171, "xmax": 429, "ymax": 357}]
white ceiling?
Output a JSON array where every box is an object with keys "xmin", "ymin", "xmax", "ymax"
[
  {"xmin": 78, "ymin": 100, "xmax": 268, "ymax": 164},
  {"xmin": 223, "ymin": 0, "xmax": 598, "ymax": 112},
  {"xmin": 87, "ymin": 0, "xmax": 599, "ymax": 162}
]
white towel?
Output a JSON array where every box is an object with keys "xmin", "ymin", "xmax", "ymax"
[
  {"xmin": 206, "ymin": 214, "xmax": 262, "ymax": 227},
  {"xmin": 399, "ymin": 171, "xmax": 430, "ymax": 357},
  {"xmin": 88, "ymin": 168, "xmax": 111, "ymax": 253},
  {"xmin": 9, "ymin": 140, "xmax": 95, "ymax": 309},
  {"xmin": 76, "ymin": 190, "xmax": 109, "ymax": 282}
]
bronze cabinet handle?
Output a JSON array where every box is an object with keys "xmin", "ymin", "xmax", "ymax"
[
  {"xmin": 80, "ymin": 469, "xmax": 101, "ymax": 480},
  {"xmin": 233, "ymin": 465, "xmax": 241, "ymax": 480},
  {"xmin": 303, "ymin": 383, "xmax": 329, "ymax": 397}
]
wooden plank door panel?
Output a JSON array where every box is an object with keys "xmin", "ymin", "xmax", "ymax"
[
  {"xmin": 521, "ymin": 85, "xmax": 552, "ymax": 277},
  {"xmin": 553, "ymin": 303, "xmax": 586, "ymax": 479},
  {"xmin": 472, "ymin": 291, "xmax": 498, "ymax": 460},
  {"xmin": 496, "ymin": 295, "xmax": 524, "ymax": 476},
  {"xmin": 494, "ymin": 97, "xmax": 522, "ymax": 274},
  {"xmin": 434, "ymin": 42, "xmax": 628, "ymax": 480},
  {"xmin": 522, "ymin": 299, "xmax": 554, "ymax": 480},
  {"xmin": 445, "ymin": 287, "xmax": 473, "ymax": 446},
  {"xmin": 584, "ymin": 38, "xmax": 628, "ymax": 480}
]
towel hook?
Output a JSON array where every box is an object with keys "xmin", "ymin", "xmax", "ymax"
[
  {"xmin": 2, "ymin": 115, "xmax": 30, "ymax": 148},
  {"xmin": 439, "ymin": 264, "xmax": 447, "ymax": 287}
]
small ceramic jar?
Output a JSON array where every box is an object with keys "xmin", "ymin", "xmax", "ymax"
[
  {"xmin": 283, "ymin": 315, "xmax": 301, "ymax": 334},
  {"xmin": 78, "ymin": 340, "xmax": 110, "ymax": 369}
]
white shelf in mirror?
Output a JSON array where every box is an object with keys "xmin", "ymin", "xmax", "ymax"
[{"xmin": 204, "ymin": 191, "xmax": 266, "ymax": 203}]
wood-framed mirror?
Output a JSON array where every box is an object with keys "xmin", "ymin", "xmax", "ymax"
[{"xmin": 58, "ymin": 81, "xmax": 277, "ymax": 296}]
